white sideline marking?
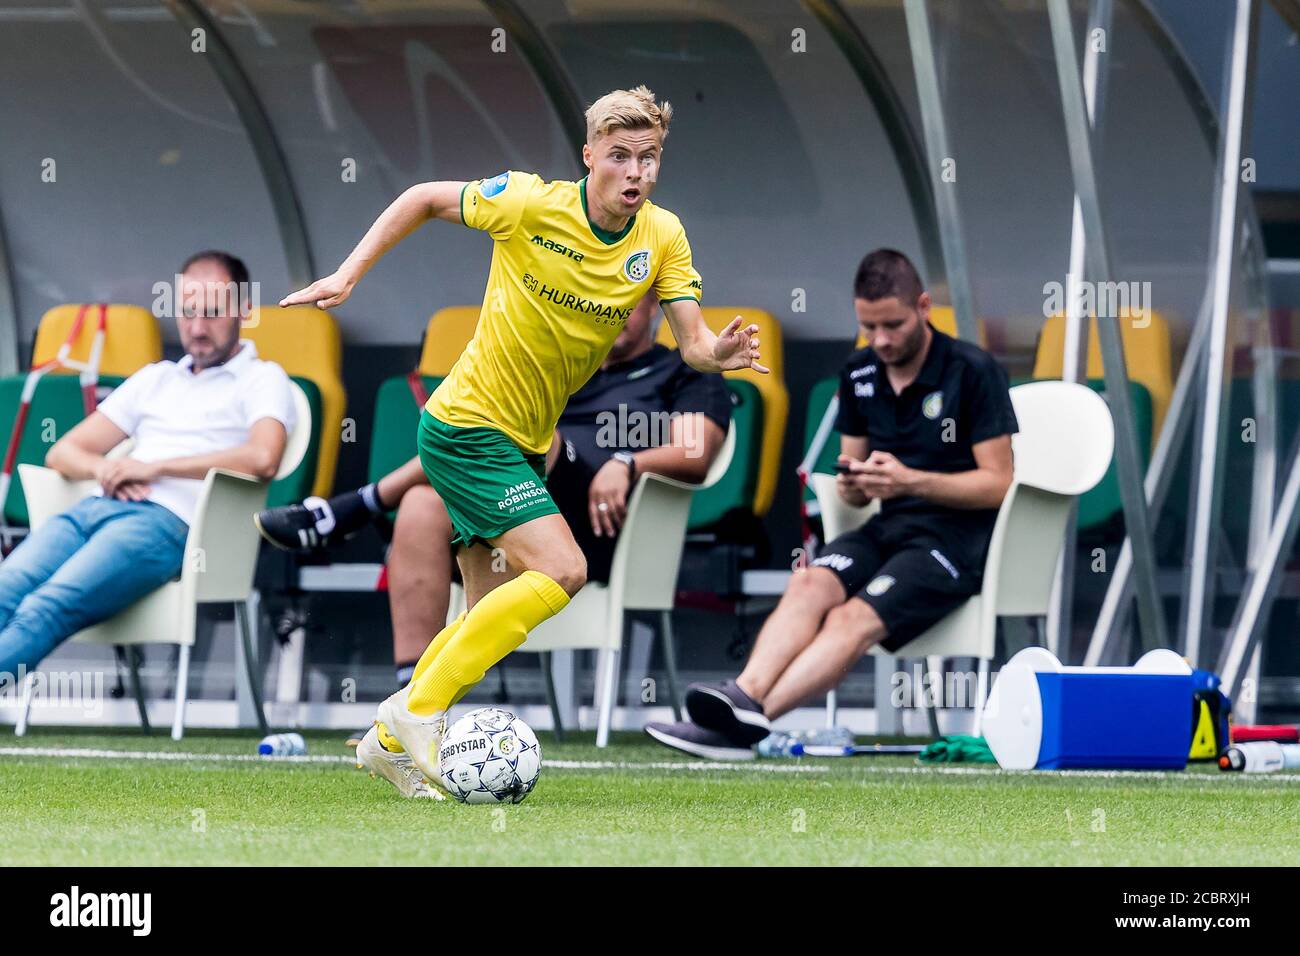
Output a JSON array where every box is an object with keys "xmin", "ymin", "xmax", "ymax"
[
  {"xmin": 0, "ymin": 746, "xmax": 820, "ymax": 773},
  {"xmin": 1, "ymin": 745, "xmax": 1298, "ymax": 783},
  {"xmin": 0, "ymin": 746, "xmax": 352, "ymax": 764},
  {"xmin": 850, "ymin": 764, "xmax": 1300, "ymax": 783},
  {"xmin": 551, "ymin": 759, "xmax": 820, "ymax": 773}
]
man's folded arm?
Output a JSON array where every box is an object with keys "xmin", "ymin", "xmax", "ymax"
[
  {"xmin": 151, "ymin": 417, "xmax": 288, "ymax": 482},
  {"xmin": 44, "ymin": 412, "xmax": 130, "ymax": 481}
]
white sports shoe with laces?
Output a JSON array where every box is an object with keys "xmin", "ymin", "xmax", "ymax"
[
  {"xmin": 375, "ymin": 686, "xmax": 448, "ymax": 785},
  {"xmin": 355, "ymin": 725, "xmax": 444, "ymax": 800}
]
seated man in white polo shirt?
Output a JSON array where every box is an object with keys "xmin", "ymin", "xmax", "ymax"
[{"xmin": 0, "ymin": 250, "xmax": 296, "ymax": 679}]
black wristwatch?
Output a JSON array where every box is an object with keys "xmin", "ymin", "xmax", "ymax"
[{"xmin": 612, "ymin": 451, "xmax": 637, "ymax": 482}]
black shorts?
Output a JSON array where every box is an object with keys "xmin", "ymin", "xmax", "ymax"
[
  {"xmin": 545, "ymin": 438, "xmax": 616, "ymax": 585},
  {"xmin": 811, "ymin": 518, "xmax": 981, "ymax": 652}
]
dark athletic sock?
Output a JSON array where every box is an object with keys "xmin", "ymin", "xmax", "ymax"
[{"xmin": 323, "ymin": 483, "xmax": 385, "ymax": 538}]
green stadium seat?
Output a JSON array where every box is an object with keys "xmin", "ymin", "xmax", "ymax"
[
  {"xmin": 802, "ymin": 375, "xmax": 842, "ymax": 504},
  {"xmin": 265, "ymin": 377, "xmax": 323, "ymax": 509},
  {"xmin": 1212, "ymin": 377, "xmax": 1300, "ymax": 551},
  {"xmin": 1073, "ymin": 380, "xmax": 1153, "ymax": 531},
  {"xmin": 0, "ymin": 374, "xmax": 125, "ymax": 526},
  {"xmin": 369, "ymin": 374, "xmax": 442, "ymax": 498},
  {"xmin": 687, "ymin": 380, "xmax": 763, "ymax": 530}
]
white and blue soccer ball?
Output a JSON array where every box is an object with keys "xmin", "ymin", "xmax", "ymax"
[{"xmin": 437, "ymin": 707, "xmax": 541, "ymax": 804}]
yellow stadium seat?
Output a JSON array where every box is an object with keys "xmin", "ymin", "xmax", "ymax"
[
  {"xmin": 419, "ymin": 306, "xmax": 480, "ymax": 376},
  {"xmin": 1032, "ymin": 310, "xmax": 1173, "ymax": 438},
  {"xmin": 657, "ymin": 306, "xmax": 788, "ymax": 516},
  {"xmin": 242, "ymin": 305, "xmax": 346, "ymax": 497},
  {"xmin": 854, "ymin": 305, "xmax": 987, "ymax": 350},
  {"xmin": 33, "ymin": 304, "xmax": 162, "ymax": 377}
]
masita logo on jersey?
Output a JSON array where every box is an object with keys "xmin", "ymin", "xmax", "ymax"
[
  {"xmin": 623, "ymin": 249, "xmax": 651, "ymax": 282},
  {"xmin": 480, "ymin": 171, "xmax": 510, "ymax": 198},
  {"xmin": 531, "ymin": 233, "xmax": 585, "ymax": 263}
]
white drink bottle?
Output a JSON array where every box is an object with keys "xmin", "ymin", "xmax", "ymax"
[{"xmin": 1218, "ymin": 741, "xmax": 1300, "ymax": 773}]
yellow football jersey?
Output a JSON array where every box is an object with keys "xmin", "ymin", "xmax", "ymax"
[{"xmin": 427, "ymin": 171, "xmax": 703, "ymax": 454}]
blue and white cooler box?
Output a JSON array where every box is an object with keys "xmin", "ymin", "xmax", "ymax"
[{"xmin": 981, "ymin": 647, "xmax": 1193, "ymax": 770}]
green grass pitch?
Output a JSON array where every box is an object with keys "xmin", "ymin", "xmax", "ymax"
[{"xmin": 2, "ymin": 727, "xmax": 1298, "ymax": 866}]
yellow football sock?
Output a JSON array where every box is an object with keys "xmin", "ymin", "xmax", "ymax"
[
  {"xmin": 406, "ymin": 570, "xmax": 569, "ymax": 716},
  {"xmin": 376, "ymin": 614, "xmax": 468, "ymax": 753},
  {"xmin": 410, "ymin": 611, "xmax": 467, "ymax": 684}
]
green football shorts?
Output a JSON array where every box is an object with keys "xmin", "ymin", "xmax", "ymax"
[{"xmin": 417, "ymin": 410, "xmax": 559, "ymax": 546}]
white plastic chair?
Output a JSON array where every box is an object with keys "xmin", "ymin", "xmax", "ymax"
[
  {"xmin": 449, "ymin": 424, "xmax": 736, "ymax": 747},
  {"xmin": 811, "ymin": 381, "xmax": 1114, "ymax": 735},
  {"xmin": 13, "ymin": 382, "xmax": 312, "ymax": 740}
]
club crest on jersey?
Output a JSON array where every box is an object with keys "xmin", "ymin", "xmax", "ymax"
[
  {"xmin": 922, "ymin": 391, "xmax": 944, "ymax": 420},
  {"xmin": 623, "ymin": 250, "xmax": 651, "ymax": 282},
  {"xmin": 480, "ymin": 172, "xmax": 510, "ymax": 198},
  {"xmin": 866, "ymin": 574, "xmax": 895, "ymax": 596}
]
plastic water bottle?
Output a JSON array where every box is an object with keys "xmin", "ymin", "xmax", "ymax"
[
  {"xmin": 1218, "ymin": 741, "xmax": 1300, "ymax": 773},
  {"xmin": 800, "ymin": 726, "xmax": 856, "ymax": 757},
  {"xmin": 756, "ymin": 731, "xmax": 804, "ymax": 758},
  {"xmin": 258, "ymin": 732, "xmax": 307, "ymax": 756}
]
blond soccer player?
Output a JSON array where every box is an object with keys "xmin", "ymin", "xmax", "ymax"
[{"xmin": 281, "ymin": 86, "xmax": 766, "ymax": 797}]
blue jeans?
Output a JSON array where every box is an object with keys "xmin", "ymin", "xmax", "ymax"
[{"xmin": 0, "ymin": 497, "xmax": 188, "ymax": 677}]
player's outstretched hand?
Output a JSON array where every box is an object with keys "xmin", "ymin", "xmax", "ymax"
[
  {"xmin": 280, "ymin": 270, "xmax": 355, "ymax": 309},
  {"xmin": 714, "ymin": 316, "xmax": 770, "ymax": 374}
]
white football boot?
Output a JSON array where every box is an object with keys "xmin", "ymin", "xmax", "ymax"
[
  {"xmin": 375, "ymin": 686, "xmax": 448, "ymax": 785},
  {"xmin": 355, "ymin": 725, "xmax": 444, "ymax": 800}
]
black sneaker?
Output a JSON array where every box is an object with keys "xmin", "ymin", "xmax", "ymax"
[
  {"xmin": 255, "ymin": 497, "xmax": 345, "ymax": 552},
  {"xmin": 345, "ymin": 727, "xmax": 369, "ymax": 748},
  {"xmin": 644, "ymin": 721, "xmax": 755, "ymax": 761},
  {"xmin": 685, "ymin": 680, "xmax": 771, "ymax": 745}
]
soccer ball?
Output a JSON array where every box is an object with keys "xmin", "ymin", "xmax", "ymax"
[{"xmin": 437, "ymin": 707, "xmax": 542, "ymax": 804}]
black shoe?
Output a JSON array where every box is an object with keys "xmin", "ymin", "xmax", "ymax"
[
  {"xmin": 344, "ymin": 727, "xmax": 369, "ymax": 748},
  {"xmin": 255, "ymin": 500, "xmax": 330, "ymax": 551},
  {"xmin": 685, "ymin": 680, "xmax": 771, "ymax": 745},
  {"xmin": 644, "ymin": 721, "xmax": 755, "ymax": 761},
  {"xmin": 255, "ymin": 494, "xmax": 375, "ymax": 552}
]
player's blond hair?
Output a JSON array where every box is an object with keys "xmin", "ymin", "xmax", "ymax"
[{"xmin": 585, "ymin": 85, "xmax": 673, "ymax": 144}]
